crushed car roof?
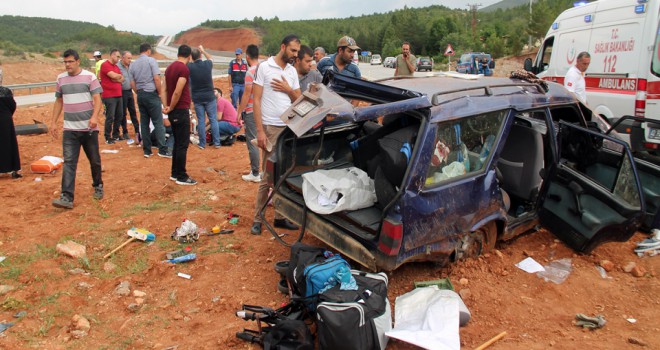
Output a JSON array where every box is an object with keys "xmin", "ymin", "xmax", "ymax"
[{"xmin": 376, "ymin": 74, "xmax": 578, "ymax": 121}]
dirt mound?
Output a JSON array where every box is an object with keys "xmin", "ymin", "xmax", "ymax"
[
  {"xmin": 492, "ymin": 50, "xmax": 539, "ymax": 77},
  {"xmin": 174, "ymin": 27, "xmax": 262, "ymax": 53}
]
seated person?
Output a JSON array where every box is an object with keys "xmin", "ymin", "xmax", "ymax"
[
  {"xmin": 138, "ymin": 115, "xmax": 174, "ymax": 153},
  {"xmin": 213, "ymin": 88, "xmax": 242, "ymax": 146}
]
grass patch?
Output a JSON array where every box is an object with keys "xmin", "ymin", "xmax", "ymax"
[
  {"xmin": 198, "ymin": 236, "xmax": 241, "ymax": 256},
  {"xmin": 1, "ymin": 296, "xmax": 27, "ymax": 310},
  {"xmin": 0, "ymin": 244, "xmax": 58, "ymax": 282},
  {"xmin": 195, "ymin": 203, "xmax": 213, "ymax": 212},
  {"xmin": 126, "ymin": 255, "xmax": 149, "ymax": 274},
  {"xmin": 37, "ymin": 315, "xmax": 54, "ymax": 337},
  {"xmin": 1, "ymin": 266, "xmax": 23, "ymax": 280},
  {"xmin": 39, "ymin": 291, "xmax": 70, "ymax": 307},
  {"xmin": 121, "ymin": 201, "xmax": 183, "ymax": 217},
  {"xmin": 95, "ymin": 202, "xmax": 110, "ymax": 218}
]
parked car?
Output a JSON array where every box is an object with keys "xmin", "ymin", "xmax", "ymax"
[
  {"xmin": 370, "ymin": 54, "xmax": 382, "ymax": 65},
  {"xmin": 383, "ymin": 57, "xmax": 396, "ymax": 68},
  {"xmin": 457, "ymin": 52, "xmax": 495, "ymax": 76},
  {"xmin": 416, "ymin": 57, "xmax": 433, "ymax": 71},
  {"xmin": 261, "ymin": 71, "xmax": 656, "ymax": 271}
]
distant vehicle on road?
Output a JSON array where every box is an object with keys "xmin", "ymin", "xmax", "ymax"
[
  {"xmin": 383, "ymin": 57, "xmax": 396, "ymax": 68},
  {"xmin": 353, "ymin": 51, "xmax": 359, "ymax": 65},
  {"xmin": 457, "ymin": 52, "xmax": 494, "ymax": 76},
  {"xmin": 416, "ymin": 57, "xmax": 433, "ymax": 71},
  {"xmin": 370, "ymin": 54, "xmax": 382, "ymax": 65}
]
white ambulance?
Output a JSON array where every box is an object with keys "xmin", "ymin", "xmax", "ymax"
[{"xmin": 524, "ymin": 0, "xmax": 660, "ymax": 152}]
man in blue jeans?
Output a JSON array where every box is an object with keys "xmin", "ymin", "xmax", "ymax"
[
  {"xmin": 129, "ymin": 43, "xmax": 171, "ymax": 159},
  {"xmin": 214, "ymin": 88, "xmax": 241, "ymax": 144},
  {"xmin": 228, "ymin": 48, "xmax": 248, "ymax": 109},
  {"xmin": 50, "ymin": 49, "xmax": 104, "ymax": 209},
  {"xmin": 236, "ymin": 44, "xmax": 261, "ymax": 182},
  {"xmin": 188, "ymin": 45, "xmax": 220, "ymax": 149}
]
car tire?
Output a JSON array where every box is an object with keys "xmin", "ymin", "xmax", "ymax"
[
  {"xmin": 277, "ymin": 278, "xmax": 289, "ymax": 295},
  {"xmin": 274, "ymin": 260, "xmax": 289, "ymax": 276},
  {"xmin": 462, "ymin": 221, "xmax": 498, "ymax": 259}
]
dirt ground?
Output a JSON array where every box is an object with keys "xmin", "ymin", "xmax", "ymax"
[
  {"xmin": 174, "ymin": 28, "xmax": 262, "ymax": 53},
  {"xmin": 0, "ymin": 56, "xmax": 659, "ymax": 350}
]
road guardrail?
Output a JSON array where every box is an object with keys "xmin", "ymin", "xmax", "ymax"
[{"xmin": 6, "ymin": 81, "xmax": 56, "ymax": 95}]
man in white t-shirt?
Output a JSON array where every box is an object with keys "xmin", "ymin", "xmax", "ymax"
[
  {"xmin": 250, "ymin": 34, "xmax": 302, "ymax": 235},
  {"xmin": 564, "ymin": 51, "xmax": 591, "ymax": 104}
]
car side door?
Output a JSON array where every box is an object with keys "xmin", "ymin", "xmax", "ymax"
[{"xmin": 539, "ymin": 121, "xmax": 645, "ymax": 252}]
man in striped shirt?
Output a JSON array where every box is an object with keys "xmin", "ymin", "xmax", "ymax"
[{"xmin": 50, "ymin": 49, "xmax": 104, "ymax": 209}]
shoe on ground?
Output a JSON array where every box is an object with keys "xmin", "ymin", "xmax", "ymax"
[
  {"xmin": 251, "ymin": 222, "xmax": 262, "ymax": 235},
  {"xmin": 197, "ymin": 144, "xmax": 205, "ymax": 150},
  {"xmin": 127, "ymin": 138, "xmax": 135, "ymax": 145},
  {"xmin": 221, "ymin": 135, "xmax": 236, "ymax": 146},
  {"xmin": 214, "ymin": 144, "xmax": 222, "ymax": 149},
  {"xmin": 176, "ymin": 177, "xmax": 197, "ymax": 186},
  {"xmin": 11, "ymin": 171, "xmax": 22, "ymax": 179},
  {"xmin": 169, "ymin": 176, "xmax": 177, "ymax": 181},
  {"xmin": 121, "ymin": 134, "xmax": 130, "ymax": 140},
  {"xmin": 93, "ymin": 185, "xmax": 104, "ymax": 200},
  {"xmin": 105, "ymin": 139, "xmax": 115, "ymax": 145},
  {"xmin": 242, "ymin": 173, "xmax": 261, "ymax": 183},
  {"xmin": 158, "ymin": 151, "xmax": 173, "ymax": 158},
  {"xmin": 52, "ymin": 196, "xmax": 74, "ymax": 209},
  {"xmin": 274, "ymin": 218, "xmax": 299, "ymax": 230},
  {"xmin": 144, "ymin": 153, "xmax": 152, "ymax": 158}
]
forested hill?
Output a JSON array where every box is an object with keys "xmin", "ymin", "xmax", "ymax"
[
  {"xmin": 194, "ymin": 0, "xmax": 574, "ymax": 61},
  {"xmin": 0, "ymin": 15, "xmax": 156, "ymax": 56}
]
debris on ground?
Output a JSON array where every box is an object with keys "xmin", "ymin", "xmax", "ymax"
[{"xmin": 574, "ymin": 313, "xmax": 606, "ymax": 329}]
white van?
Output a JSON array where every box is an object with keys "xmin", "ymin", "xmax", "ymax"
[{"xmin": 525, "ymin": 0, "xmax": 660, "ymax": 152}]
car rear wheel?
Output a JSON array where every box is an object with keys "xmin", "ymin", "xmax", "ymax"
[{"xmin": 461, "ymin": 222, "xmax": 498, "ymax": 259}]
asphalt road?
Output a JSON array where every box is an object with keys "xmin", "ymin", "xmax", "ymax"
[{"xmin": 358, "ymin": 61, "xmax": 435, "ymax": 80}]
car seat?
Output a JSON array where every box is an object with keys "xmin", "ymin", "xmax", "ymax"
[{"xmin": 497, "ymin": 123, "xmax": 544, "ymax": 200}]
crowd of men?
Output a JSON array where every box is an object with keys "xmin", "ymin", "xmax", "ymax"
[{"xmin": 47, "ymin": 34, "xmax": 397, "ymax": 234}]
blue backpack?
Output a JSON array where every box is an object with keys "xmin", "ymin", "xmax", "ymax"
[{"xmin": 303, "ymin": 255, "xmax": 351, "ymax": 298}]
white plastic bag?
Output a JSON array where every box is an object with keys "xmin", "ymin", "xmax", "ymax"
[
  {"xmin": 302, "ymin": 167, "xmax": 376, "ymax": 214},
  {"xmin": 386, "ymin": 286, "xmax": 461, "ymax": 350}
]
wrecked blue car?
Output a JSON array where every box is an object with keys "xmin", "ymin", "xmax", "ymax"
[{"xmin": 261, "ymin": 72, "xmax": 654, "ymax": 271}]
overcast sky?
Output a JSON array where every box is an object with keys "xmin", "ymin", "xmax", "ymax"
[{"xmin": 1, "ymin": 0, "xmax": 501, "ymax": 36}]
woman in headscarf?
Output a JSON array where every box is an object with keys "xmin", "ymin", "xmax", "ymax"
[{"xmin": 0, "ymin": 86, "xmax": 21, "ymax": 178}]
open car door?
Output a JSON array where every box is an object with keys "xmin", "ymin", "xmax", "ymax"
[
  {"xmin": 581, "ymin": 108, "xmax": 660, "ymax": 232},
  {"xmin": 539, "ymin": 121, "xmax": 645, "ymax": 253}
]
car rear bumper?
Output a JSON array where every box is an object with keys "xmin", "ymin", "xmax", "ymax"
[{"xmin": 273, "ymin": 192, "xmax": 384, "ymax": 271}]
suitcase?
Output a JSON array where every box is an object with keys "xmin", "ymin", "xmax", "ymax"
[{"xmin": 316, "ymin": 270, "xmax": 392, "ymax": 350}]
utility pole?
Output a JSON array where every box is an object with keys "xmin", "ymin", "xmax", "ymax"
[
  {"xmin": 528, "ymin": 0, "xmax": 534, "ymax": 49},
  {"xmin": 467, "ymin": 4, "xmax": 482, "ymax": 40}
]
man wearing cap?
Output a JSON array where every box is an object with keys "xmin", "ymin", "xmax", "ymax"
[
  {"xmin": 316, "ymin": 36, "xmax": 361, "ymax": 79},
  {"xmin": 228, "ymin": 48, "xmax": 248, "ymax": 109}
]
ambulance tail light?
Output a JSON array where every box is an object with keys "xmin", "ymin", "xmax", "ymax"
[{"xmin": 635, "ymin": 79, "xmax": 647, "ymax": 118}]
